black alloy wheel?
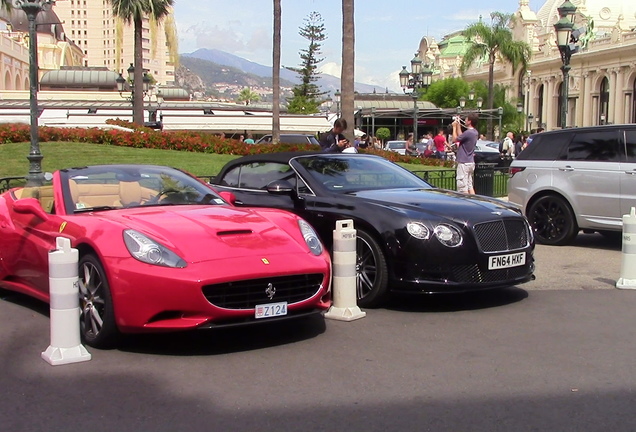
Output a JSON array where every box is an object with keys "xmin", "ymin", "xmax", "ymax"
[
  {"xmin": 527, "ymin": 195, "xmax": 578, "ymax": 246},
  {"xmin": 355, "ymin": 230, "xmax": 389, "ymax": 308},
  {"xmin": 78, "ymin": 254, "xmax": 119, "ymax": 348}
]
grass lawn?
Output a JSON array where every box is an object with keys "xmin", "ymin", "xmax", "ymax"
[{"xmin": 0, "ymin": 141, "xmax": 441, "ymax": 178}]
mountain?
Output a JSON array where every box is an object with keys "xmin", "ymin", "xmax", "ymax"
[{"xmin": 181, "ymin": 48, "xmax": 385, "ymax": 95}]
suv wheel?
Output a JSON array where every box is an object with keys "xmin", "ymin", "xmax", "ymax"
[{"xmin": 527, "ymin": 195, "xmax": 578, "ymax": 246}]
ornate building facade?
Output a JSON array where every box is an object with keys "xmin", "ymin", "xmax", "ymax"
[{"xmin": 420, "ymin": 0, "xmax": 636, "ymax": 130}]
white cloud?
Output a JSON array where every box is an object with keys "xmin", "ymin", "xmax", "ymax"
[{"xmin": 318, "ymin": 62, "xmax": 341, "ymax": 78}]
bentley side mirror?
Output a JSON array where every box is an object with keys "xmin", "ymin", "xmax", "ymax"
[{"xmin": 266, "ymin": 180, "xmax": 294, "ymax": 195}]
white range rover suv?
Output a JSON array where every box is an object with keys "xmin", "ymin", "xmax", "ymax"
[{"xmin": 508, "ymin": 125, "xmax": 636, "ymax": 245}]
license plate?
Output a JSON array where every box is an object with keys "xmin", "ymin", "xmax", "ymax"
[
  {"xmin": 255, "ymin": 302, "xmax": 288, "ymax": 319},
  {"xmin": 488, "ymin": 252, "xmax": 526, "ymax": 270}
]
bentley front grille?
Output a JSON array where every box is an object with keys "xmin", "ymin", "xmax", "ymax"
[{"xmin": 473, "ymin": 219, "xmax": 530, "ymax": 253}]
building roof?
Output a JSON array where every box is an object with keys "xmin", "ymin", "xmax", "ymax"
[{"xmin": 40, "ymin": 69, "xmax": 119, "ymax": 89}]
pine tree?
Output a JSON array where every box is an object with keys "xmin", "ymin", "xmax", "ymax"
[{"xmin": 287, "ymin": 11, "xmax": 326, "ymax": 113}]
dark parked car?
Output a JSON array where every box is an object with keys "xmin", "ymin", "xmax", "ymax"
[
  {"xmin": 255, "ymin": 134, "xmax": 320, "ymax": 145},
  {"xmin": 212, "ymin": 152, "xmax": 535, "ymax": 307}
]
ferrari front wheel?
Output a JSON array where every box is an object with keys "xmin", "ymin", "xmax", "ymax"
[
  {"xmin": 355, "ymin": 230, "xmax": 389, "ymax": 308},
  {"xmin": 78, "ymin": 254, "xmax": 119, "ymax": 348}
]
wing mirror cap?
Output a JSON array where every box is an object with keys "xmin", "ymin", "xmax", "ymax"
[
  {"xmin": 266, "ymin": 180, "xmax": 294, "ymax": 195},
  {"xmin": 218, "ymin": 191, "xmax": 236, "ymax": 205},
  {"xmin": 14, "ymin": 198, "xmax": 49, "ymax": 220}
]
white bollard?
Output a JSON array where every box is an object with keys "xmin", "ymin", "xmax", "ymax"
[
  {"xmin": 617, "ymin": 207, "xmax": 636, "ymax": 289},
  {"xmin": 41, "ymin": 237, "xmax": 91, "ymax": 365},
  {"xmin": 325, "ymin": 220, "xmax": 366, "ymax": 321}
]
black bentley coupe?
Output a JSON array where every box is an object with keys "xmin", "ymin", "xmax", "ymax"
[{"xmin": 211, "ymin": 152, "xmax": 535, "ymax": 307}]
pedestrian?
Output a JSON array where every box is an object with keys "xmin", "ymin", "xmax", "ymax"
[
  {"xmin": 514, "ymin": 134, "xmax": 524, "ymax": 157},
  {"xmin": 433, "ymin": 128, "xmax": 447, "ymax": 159},
  {"xmin": 319, "ymin": 118, "xmax": 349, "ymax": 153},
  {"xmin": 501, "ymin": 132, "xmax": 514, "ymax": 158},
  {"xmin": 244, "ymin": 133, "xmax": 255, "ymax": 144},
  {"xmin": 452, "ymin": 113, "xmax": 479, "ymax": 194},
  {"xmin": 405, "ymin": 133, "xmax": 417, "ymax": 156}
]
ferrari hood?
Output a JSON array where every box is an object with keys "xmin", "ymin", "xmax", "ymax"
[
  {"xmin": 95, "ymin": 205, "xmax": 308, "ymax": 263},
  {"xmin": 350, "ymin": 188, "xmax": 521, "ymax": 222}
]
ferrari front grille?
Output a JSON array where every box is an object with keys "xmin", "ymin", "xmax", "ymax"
[
  {"xmin": 473, "ymin": 219, "xmax": 530, "ymax": 253},
  {"xmin": 202, "ymin": 273, "xmax": 324, "ymax": 310}
]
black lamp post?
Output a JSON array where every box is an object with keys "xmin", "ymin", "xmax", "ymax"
[
  {"xmin": 516, "ymin": 102, "xmax": 523, "ymax": 131},
  {"xmin": 498, "ymin": 107, "xmax": 504, "ymax": 140},
  {"xmin": 477, "ymin": 97, "xmax": 484, "ymax": 112},
  {"xmin": 16, "ymin": 0, "xmax": 54, "ymax": 187},
  {"xmin": 554, "ymin": 0, "xmax": 578, "ymax": 129},
  {"xmin": 116, "ymin": 63, "xmax": 151, "ymax": 117},
  {"xmin": 399, "ymin": 53, "xmax": 433, "ymax": 145},
  {"xmin": 334, "ymin": 90, "xmax": 341, "ymax": 117}
]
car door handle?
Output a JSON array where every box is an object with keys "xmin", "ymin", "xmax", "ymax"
[{"xmin": 559, "ymin": 166, "xmax": 574, "ymax": 172}]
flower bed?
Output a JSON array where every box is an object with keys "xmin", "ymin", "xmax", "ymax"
[{"xmin": 0, "ymin": 122, "xmax": 454, "ymax": 167}]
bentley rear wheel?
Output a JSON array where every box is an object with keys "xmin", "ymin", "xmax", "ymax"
[
  {"xmin": 78, "ymin": 254, "xmax": 119, "ymax": 348},
  {"xmin": 355, "ymin": 230, "xmax": 389, "ymax": 308}
]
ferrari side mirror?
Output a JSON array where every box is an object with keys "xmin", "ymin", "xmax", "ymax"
[
  {"xmin": 266, "ymin": 180, "xmax": 294, "ymax": 195},
  {"xmin": 14, "ymin": 198, "xmax": 49, "ymax": 220},
  {"xmin": 218, "ymin": 191, "xmax": 236, "ymax": 205}
]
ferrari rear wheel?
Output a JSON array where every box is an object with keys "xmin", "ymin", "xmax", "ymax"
[
  {"xmin": 78, "ymin": 254, "xmax": 119, "ymax": 348},
  {"xmin": 356, "ymin": 230, "xmax": 389, "ymax": 308}
]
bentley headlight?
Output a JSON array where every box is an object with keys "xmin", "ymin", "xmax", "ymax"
[
  {"xmin": 298, "ymin": 219, "xmax": 323, "ymax": 256},
  {"xmin": 123, "ymin": 230, "xmax": 187, "ymax": 268},
  {"xmin": 407, "ymin": 222, "xmax": 430, "ymax": 240},
  {"xmin": 433, "ymin": 224, "xmax": 463, "ymax": 247}
]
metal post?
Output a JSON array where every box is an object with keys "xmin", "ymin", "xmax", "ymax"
[
  {"xmin": 371, "ymin": 107, "xmax": 375, "ymax": 138},
  {"xmin": 23, "ymin": 1, "xmax": 47, "ymax": 187},
  {"xmin": 412, "ymin": 94, "xmax": 418, "ymax": 146},
  {"xmin": 498, "ymin": 107, "xmax": 503, "ymax": 140},
  {"xmin": 560, "ymin": 58, "xmax": 570, "ymax": 129}
]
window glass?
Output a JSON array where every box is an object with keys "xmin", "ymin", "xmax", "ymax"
[
  {"xmin": 220, "ymin": 166, "xmax": 240, "ymax": 187},
  {"xmin": 232, "ymin": 162, "xmax": 296, "ymax": 190},
  {"xmin": 625, "ymin": 130, "xmax": 636, "ymax": 162},
  {"xmin": 567, "ymin": 131, "xmax": 619, "ymax": 162},
  {"xmin": 517, "ymin": 132, "xmax": 572, "ymax": 160}
]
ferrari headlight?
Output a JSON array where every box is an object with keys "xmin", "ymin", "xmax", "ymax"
[
  {"xmin": 407, "ymin": 222, "xmax": 430, "ymax": 240},
  {"xmin": 433, "ymin": 224, "xmax": 463, "ymax": 247},
  {"xmin": 123, "ymin": 230, "xmax": 187, "ymax": 268},
  {"xmin": 298, "ymin": 219, "xmax": 323, "ymax": 256}
]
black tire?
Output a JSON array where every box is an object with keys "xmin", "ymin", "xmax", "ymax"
[
  {"xmin": 78, "ymin": 254, "xmax": 119, "ymax": 348},
  {"xmin": 527, "ymin": 195, "xmax": 578, "ymax": 246},
  {"xmin": 355, "ymin": 230, "xmax": 389, "ymax": 308}
]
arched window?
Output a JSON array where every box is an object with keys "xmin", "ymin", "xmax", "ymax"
[
  {"xmin": 4, "ymin": 71, "xmax": 12, "ymax": 90},
  {"xmin": 15, "ymin": 74, "xmax": 20, "ymax": 90},
  {"xmin": 557, "ymin": 82, "xmax": 563, "ymax": 128},
  {"xmin": 599, "ymin": 77, "xmax": 609, "ymax": 125}
]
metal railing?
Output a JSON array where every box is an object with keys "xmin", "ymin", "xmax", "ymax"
[
  {"xmin": 0, "ymin": 176, "xmax": 26, "ymax": 193},
  {"xmin": 412, "ymin": 166, "xmax": 510, "ymax": 197}
]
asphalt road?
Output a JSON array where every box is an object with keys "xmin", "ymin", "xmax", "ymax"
[{"xmin": 2, "ymin": 233, "xmax": 635, "ymax": 432}]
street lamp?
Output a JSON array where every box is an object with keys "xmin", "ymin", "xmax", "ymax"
[
  {"xmin": 516, "ymin": 102, "xmax": 523, "ymax": 131},
  {"xmin": 554, "ymin": 0, "xmax": 578, "ymax": 129},
  {"xmin": 334, "ymin": 89, "xmax": 341, "ymax": 117},
  {"xmin": 116, "ymin": 62, "xmax": 151, "ymax": 124},
  {"xmin": 525, "ymin": 70, "xmax": 532, "ymax": 131},
  {"xmin": 399, "ymin": 53, "xmax": 433, "ymax": 145},
  {"xmin": 15, "ymin": 0, "xmax": 55, "ymax": 186},
  {"xmin": 476, "ymin": 97, "xmax": 483, "ymax": 111},
  {"xmin": 528, "ymin": 113, "xmax": 534, "ymax": 131}
]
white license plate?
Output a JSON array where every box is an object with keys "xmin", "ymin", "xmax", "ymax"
[
  {"xmin": 255, "ymin": 302, "xmax": 288, "ymax": 319},
  {"xmin": 488, "ymin": 252, "xmax": 526, "ymax": 270}
]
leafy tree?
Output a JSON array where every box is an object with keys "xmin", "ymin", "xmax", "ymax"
[
  {"xmin": 237, "ymin": 87, "xmax": 261, "ymax": 105},
  {"xmin": 460, "ymin": 12, "xmax": 531, "ymax": 138},
  {"xmin": 341, "ymin": 0, "xmax": 355, "ymax": 143},
  {"xmin": 287, "ymin": 95, "xmax": 320, "ymax": 114},
  {"xmin": 110, "ymin": 0, "xmax": 174, "ymax": 125},
  {"xmin": 287, "ymin": 11, "xmax": 326, "ymax": 112},
  {"xmin": 422, "ymin": 77, "xmax": 471, "ymax": 109},
  {"xmin": 272, "ymin": 0, "xmax": 281, "ymax": 143},
  {"xmin": 375, "ymin": 127, "xmax": 390, "ymax": 143}
]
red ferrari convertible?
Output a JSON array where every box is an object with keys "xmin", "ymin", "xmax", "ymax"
[{"xmin": 0, "ymin": 165, "xmax": 331, "ymax": 348}]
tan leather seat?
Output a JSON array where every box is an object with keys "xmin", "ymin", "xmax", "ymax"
[{"xmin": 118, "ymin": 181, "xmax": 143, "ymax": 207}]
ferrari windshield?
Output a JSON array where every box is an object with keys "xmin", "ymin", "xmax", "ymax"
[
  {"xmin": 294, "ymin": 155, "xmax": 431, "ymax": 193},
  {"xmin": 60, "ymin": 165, "xmax": 225, "ymax": 214}
]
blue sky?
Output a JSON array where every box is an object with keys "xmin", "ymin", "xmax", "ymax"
[{"xmin": 174, "ymin": 0, "xmax": 546, "ymax": 91}]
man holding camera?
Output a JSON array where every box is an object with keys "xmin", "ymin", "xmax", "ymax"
[
  {"xmin": 452, "ymin": 113, "xmax": 479, "ymax": 194},
  {"xmin": 320, "ymin": 118, "xmax": 349, "ymax": 153}
]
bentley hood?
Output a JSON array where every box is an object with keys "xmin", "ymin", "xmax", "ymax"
[
  {"xmin": 350, "ymin": 188, "xmax": 522, "ymax": 223},
  {"xmin": 92, "ymin": 205, "xmax": 311, "ymax": 263}
]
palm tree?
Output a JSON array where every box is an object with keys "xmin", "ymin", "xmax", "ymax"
[
  {"xmin": 272, "ymin": 0, "xmax": 281, "ymax": 144},
  {"xmin": 460, "ymin": 12, "xmax": 531, "ymax": 138},
  {"xmin": 341, "ymin": 0, "xmax": 355, "ymax": 143},
  {"xmin": 238, "ymin": 87, "xmax": 261, "ymax": 105},
  {"xmin": 109, "ymin": 0, "xmax": 174, "ymax": 126}
]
